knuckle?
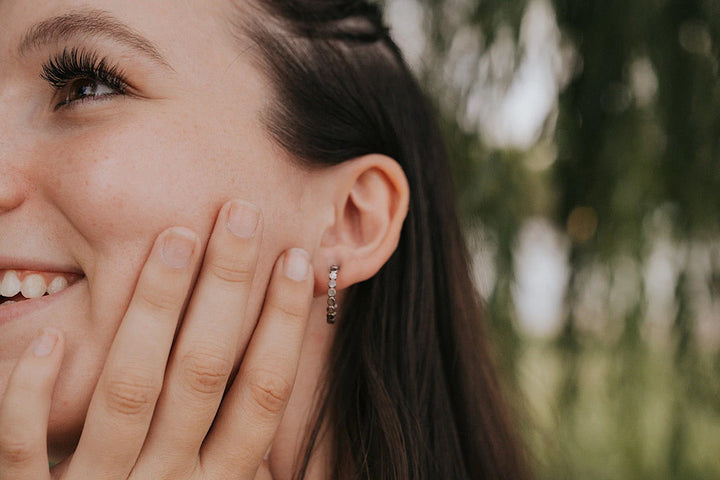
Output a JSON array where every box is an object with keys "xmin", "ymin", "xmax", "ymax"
[
  {"xmin": 246, "ymin": 370, "xmax": 292, "ymax": 417},
  {"xmin": 180, "ymin": 349, "xmax": 233, "ymax": 395},
  {"xmin": 0, "ymin": 431, "xmax": 34, "ymax": 465},
  {"xmin": 209, "ymin": 261, "xmax": 254, "ymax": 285},
  {"xmin": 103, "ymin": 372, "xmax": 161, "ymax": 417},
  {"xmin": 138, "ymin": 286, "xmax": 181, "ymax": 314},
  {"xmin": 267, "ymin": 300, "xmax": 307, "ymax": 323}
]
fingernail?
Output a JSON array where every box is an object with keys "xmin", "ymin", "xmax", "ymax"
[
  {"xmin": 161, "ymin": 227, "xmax": 197, "ymax": 268},
  {"xmin": 227, "ymin": 200, "xmax": 260, "ymax": 238},
  {"xmin": 32, "ymin": 328, "xmax": 59, "ymax": 357},
  {"xmin": 284, "ymin": 248, "xmax": 309, "ymax": 281}
]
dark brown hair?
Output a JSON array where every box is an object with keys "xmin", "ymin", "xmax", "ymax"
[{"xmin": 233, "ymin": 1, "xmax": 531, "ymax": 478}]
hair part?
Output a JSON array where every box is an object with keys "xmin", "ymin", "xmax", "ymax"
[{"xmin": 231, "ymin": 2, "xmax": 532, "ymax": 478}]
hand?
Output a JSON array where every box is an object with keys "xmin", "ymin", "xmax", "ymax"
[{"xmin": 0, "ymin": 200, "xmax": 314, "ymax": 480}]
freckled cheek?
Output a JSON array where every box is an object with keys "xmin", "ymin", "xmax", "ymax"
[
  {"xmin": 47, "ymin": 123, "xmax": 232, "ymax": 245},
  {"xmin": 44, "ymin": 118, "xmax": 306, "ymax": 260}
]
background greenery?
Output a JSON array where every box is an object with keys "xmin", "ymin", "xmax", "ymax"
[{"xmin": 385, "ymin": 0, "xmax": 720, "ymax": 478}]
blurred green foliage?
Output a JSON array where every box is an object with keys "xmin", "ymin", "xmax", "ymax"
[{"xmin": 388, "ymin": 0, "xmax": 720, "ymax": 478}]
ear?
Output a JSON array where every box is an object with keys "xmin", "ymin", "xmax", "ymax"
[{"xmin": 312, "ymin": 154, "xmax": 409, "ymax": 296}]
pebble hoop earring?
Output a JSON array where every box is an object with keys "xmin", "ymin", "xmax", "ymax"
[{"xmin": 326, "ymin": 265, "xmax": 339, "ymax": 324}]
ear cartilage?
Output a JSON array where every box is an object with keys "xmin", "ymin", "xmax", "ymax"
[{"xmin": 326, "ymin": 265, "xmax": 339, "ymax": 324}]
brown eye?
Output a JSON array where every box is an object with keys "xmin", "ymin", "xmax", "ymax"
[
  {"xmin": 58, "ymin": 77, "xmax": 118, "ymax": 106},
  {"xmin": 42, "ymin": 48, "xmax": 129, "ymax": 110}
]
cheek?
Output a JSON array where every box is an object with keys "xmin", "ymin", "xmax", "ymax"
[
  {"xmin": 39, "ymin": 110, "xmax": 308, "ymax": 306},
  {"xmin": 42, "ymin": 113, "xmax": 300, "ymax": 241},
  {"xmin": 31, "ymin": 114, "xmax": 309, "ymax": 456},
  {"xmin": 44, "ymin": 119, "xmax": 224, "ymax": 245}
]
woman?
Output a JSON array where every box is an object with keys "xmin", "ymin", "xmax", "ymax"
[{"xmin": 0, "ymin": 1, "xmax": 530, "ymax": 478}]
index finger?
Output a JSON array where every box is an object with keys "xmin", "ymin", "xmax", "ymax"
[{"xmin": 64, "ymin": 227, "xmax": 201, "ymax": 478}]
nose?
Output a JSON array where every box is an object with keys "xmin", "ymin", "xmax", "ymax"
[
  {"xmin": 0, "ymin": 94, "xmax": 30, "ymax": 214},
  {"xmin": 0, "ymin": 166, "xmax": 28, "ymax": 214}
]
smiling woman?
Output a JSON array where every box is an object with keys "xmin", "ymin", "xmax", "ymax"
[{"xmin": 0, "ymin": 2, "xmax": 530, "ymax": 480}]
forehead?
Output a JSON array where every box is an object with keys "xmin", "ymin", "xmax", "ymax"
[{"xmin": 0, "ymin": 0, "xmax": 241, "ymax": 69}]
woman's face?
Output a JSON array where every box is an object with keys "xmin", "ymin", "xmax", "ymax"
[{"xmin": 0, "ymin": 0, "xmax": 320, "ymax": 457}]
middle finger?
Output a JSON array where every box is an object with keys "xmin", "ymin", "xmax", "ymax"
[{"xmin": 134, "ymin": 200, "xmax": 263, "ymax": 474}]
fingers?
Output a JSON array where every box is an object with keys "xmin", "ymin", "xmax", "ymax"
[
  {"xmin": 201, "ymin": 248, "xmax": 313, "ymax": 479},
  {"xmin": 0, "ymin": 328, "xmax": 64, "ymax": 480},
  {"xmin": 66, "ymin": 227, "xmax": 201, "ymax": 478},
  {"xmin": 56, "ymin": 199, "xmax": 312, "ymax": 480},
  {"xmin": 253, "ymin": 461, "xmax": 274, "ymax": 480},
  {"xmin": 134, "ymin": 201, "xmax": 263, "ymax": 475}
]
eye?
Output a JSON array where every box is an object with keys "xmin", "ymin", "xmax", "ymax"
[
  {"xmin": 56, "ymin": 77, "xmax": 121, "ymax": 107},
  {"xmin": 41, "ymin": 47, "xmax": 130, "ymax": 110}
]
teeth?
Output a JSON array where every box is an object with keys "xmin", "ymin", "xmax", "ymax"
[
  {"xmin": 1, "ymin": 271, "xmax": 21, "ymax": 297},
  {"xmin": 20, "ymin": 274, "xmax": 47, "ymax": 299},
  {"xmin": 0, "ymin": 270, "xmax": 76, "ymax": 301},
  {"xmin": 47, "ymin": 276, "xmax": 69, "ymax": 295}
]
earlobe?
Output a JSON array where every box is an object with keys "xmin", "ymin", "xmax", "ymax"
[{"xmin": 313, "ymin": 154, "xmax": 409, "ymax": 296}]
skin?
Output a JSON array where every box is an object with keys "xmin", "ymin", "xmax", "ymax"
[
  {"xmin": 0, "ymin": 0, "xmax": 410, "ymax": 478},
  {"xmin": 0, "ymin": 0, "xmax": 345, "ymax": 478}
]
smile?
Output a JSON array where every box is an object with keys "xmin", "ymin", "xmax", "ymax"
[{"xmin": 0, "ymin": 269, "xmax": 84, "ymax": 306}]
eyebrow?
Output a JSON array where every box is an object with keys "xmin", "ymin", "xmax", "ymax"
[{"xmin": 19, "ymin": 9, "xmax": 173, "ymax": 70}]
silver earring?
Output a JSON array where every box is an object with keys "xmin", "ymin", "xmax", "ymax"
[{"xmin": 326, "ymin": 265, "xmax": 339, "ymax": 324}]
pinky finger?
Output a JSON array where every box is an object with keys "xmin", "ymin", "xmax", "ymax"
[{"xmin": 0, "ymin": 328, "xmax": 64, "ymax": 480}]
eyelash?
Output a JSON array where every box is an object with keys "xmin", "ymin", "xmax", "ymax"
[{"xmin": 41, "ymin": 47, "xmax": 130, "ymax": 109}]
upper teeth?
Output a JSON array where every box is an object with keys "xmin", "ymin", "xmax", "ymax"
[{"xmin": 0, "ymin": 270, "xmax": 73, "ymax": 299}]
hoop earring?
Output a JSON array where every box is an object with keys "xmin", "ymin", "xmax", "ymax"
[{"xmin": 326, "ymin": 265, "xmax": 339, "ymax": 324}]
